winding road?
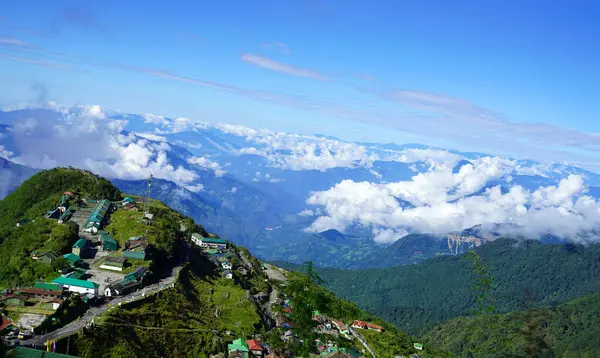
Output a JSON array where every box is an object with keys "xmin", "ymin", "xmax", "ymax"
[{"xmin": 22, "ymin": 266, "xmax": 182, "ymax": 347}]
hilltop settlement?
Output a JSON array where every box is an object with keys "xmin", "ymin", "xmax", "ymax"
[{"xmin": 0, "ymin": 169, "xmax": 437, "ymax": 357}]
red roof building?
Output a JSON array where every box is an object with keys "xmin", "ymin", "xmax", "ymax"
[
  {"xmin": 352, "ymin": 320, "xmax": 383, "ymax": 331},
  {"xmin": 0, "ymin": 314, "xmax": 12, "ymax": 331},
  {"xmin": 245, "ymin": 339, "xmax": 263, "ymax": 352}
]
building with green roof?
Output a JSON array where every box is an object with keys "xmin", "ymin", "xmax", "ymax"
[
  {"xmin": 7, "ymin": 346, "xmax": 80, "ymax": 357},
  {"xmin": 227, "ymin": 338, "xmax": 249, "ymax": 358},
  {"xmin": 83, "ymin": 200, "xmax": 111, "ymax": 234},
  {"xmin": 99, "ymin": 231, "xmax": 118, "ymax": 251},
  {"xmin": 33, "ymin": 282, "xmax": 61, "ymax": 291},
  {"xmin": 36, "ymin": 251, "xmax": 59, "ymax": 265},
  {"xmin": 52, "ymin": 276, "xmax": 99, "ymax": 296},
  {"xmin": 63, "ymin": 253, "xmax": 82, "ymax": 267},
  {"xmin": 123, "ymin": 250, "xmax": 146, "ymax": 260},
  {"xmin": 72, "ymin": 238, "xmax": 87, "ymax": 256}
]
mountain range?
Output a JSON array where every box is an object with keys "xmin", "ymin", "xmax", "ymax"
[{"xmin": 2, "ymin": 104, "xmax": 600, "ymax": 268}]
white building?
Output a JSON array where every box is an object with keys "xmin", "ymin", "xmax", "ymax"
[{"xmin": 52, "ymin": 277, "xmax": 99, "ymax": 296}]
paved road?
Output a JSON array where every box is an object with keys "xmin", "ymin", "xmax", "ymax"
[
  {"xmin": 263, "ymin": 263, "xmax": 287, "ymax": 283},
  {"xmin": 349, "ymin": 326, "xmax": 377, "ymax": 358},
  {"xmin": 22, "ymin": 266, "xmax": 183, "ymax": 347}
]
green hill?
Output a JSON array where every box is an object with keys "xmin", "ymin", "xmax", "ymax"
[
  {"xmin": 423, "ymin": 292, "xmax": 600, "ymax": 357},
  {"xmin": 0, "ymin": 168, "xmax": 121, "ymax": 288},
  {"xmin": 1, "ymin": 168, "xmax": 448, "ymax": 357},
  {"xmin": 0, "ymin": 167, "xmax": 121, "ymax": 228},
  {"xmin": 311, "ymin": 239, "xmax": 600, "ymax": 334}
]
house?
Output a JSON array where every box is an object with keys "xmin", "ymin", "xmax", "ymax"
[
  {"xmin": 46, "ymin": 208, "xmax": 62, "ymax": 219},
  {"xmin": 123, "ymin": 236, "xmax": 148, "ymax": 260},
  {"xmin": 126, "ymin": 236, "xmax": 149, "ymax": 250},
  {"xmin": 99, "ymin": 231, "xmax": 118, "ymax": 251},
  {"xmin": 58, "ymin": 206, "xmax": 73, "ymax": 224},
  {"xmin": 191, "ymin": 233, "xmax": 203, "ymax": 246},
  {"xmin": 223, "ymin": 270, "xmax": 234, "ymax": 279},
  {"xmin": 104, "ymin": 279, "xmax": 138, "ymax": 297},
  {"xmin": 245, "ymin": 339, "xmax": 264, "ymax": 356},
  {"xmin": 41, "ymin": 298, "xmax": 64, "ymax": 311},
  {"xmin": 83, "ymin": 200, "xmax": 112, "ymax": 233},
  {"xmin": 17, "ymin": 287, "xmax": 62, "ymax": 300},
  {"xmin": 195, "ymin": 236, "xmax": 227, "ymax": 250},
  {"xmin": 52, "ymin": 276, "xmax": 99, "ymax": 296},
  {"xmin": 221, "ymin": 261, "xmax": 233, "ymax": 269},
  {"xmin": 66, "ymin": 268, "xmax": 87, "ymax": 279},
  {"xmin": 72, "ymin": 238, "xmax": 87, "ymax": 256},
  {"xmin": 122, "ymin": 197, "xmax": 134, "ymax": 205},
  {"xmin": 36, "ymin": 251, "xmax": 59, "ymax": 265},
  {"xmin": 124, "ymin": 203, "xmax": 138, "ymax": 211},
  {"xmin": 352, "ymin": 320, "xmax": 383, "ymax": 332},
  {"xmin": 228, "ymin": 338, "xmax": 250, "ymax": 358},
  {"xmin": 33, "ymin": 282, "xmax": 61, "ymax": 291},
  {"xmin": 124, "ymin": 267, "xmax": 147, "ymax": 283},
  {"xmin": 99, "ymin": 257, "xmax": 126, "ymax": 271},
  {"xmin": 413, "ymin": 343, "xmax": 424, "ymax": 351},
  {"xmin": 332, "ymin": 320, "xmax": 349, "ymax": 335},
  {"xmin": 124, "ymin": 250, "xmax": 146, "ymax": 260},
  {"xmin": 63, "ymin": 253, "xmax": 82, "ymax": 267},
  {"xmin": 0, "ymin": 314, "xmax": 13, "ymax": 333},
  {"xmin": 0, "ymin": 295, "xmax": 27, "ymax": 306},
  {"xmin": 6, "ymin": 346, "xmax": 81, "ymax": 357}
]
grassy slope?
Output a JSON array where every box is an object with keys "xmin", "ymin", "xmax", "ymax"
[
  {"xmin": 74, "ymin": 254, "xmax": 261, "ymax": 357},
  {"xmin": 423, "ymin": 293, "xmax": 600, "ymax": 357}
]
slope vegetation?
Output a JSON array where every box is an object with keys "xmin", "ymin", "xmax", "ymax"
[
  {"xmin": 314, "ymin": 239, "xmax": 600, "ymax": 334},
  {"xmin": 423, "ymin": 293, "xmax": 600, "ymax": 357}
]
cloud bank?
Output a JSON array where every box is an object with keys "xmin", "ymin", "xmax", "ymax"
[{"xmin": 305, "ymin": 158, "xmax": 600, "ymax": 244}]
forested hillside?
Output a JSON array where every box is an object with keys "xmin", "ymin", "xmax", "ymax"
[
  {"xmin": 309, "ymin": 239, "xmax": 600, "ymax": 334},
  {"xmin": 424, "ymin": 292, "xmax": 600, "ymax": 357}
]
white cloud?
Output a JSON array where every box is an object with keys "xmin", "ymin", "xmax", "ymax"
[
  {"xmin": 134, "ymin": 132, "xmax": 167, "ymax": 142},
  {"xmin": 305, "ymin": 159, "xmax": 600, "ymax": 244},
  {"xmin": 381, "ymin": 148, "xmax": 464, "ymax": 171},
  {"xmin": 142, "ymin": 113, "xmax": 170, "ymax": 127},
  {"xmin": 0, "ymin": 144, "xmax": 13, "ymax": 159},
  {"xmin": 241, "ymin": 53, "xmax": 328, "ymax": 81},
  {"xmin": 5, "ymin": 104, "xmax": 200, "ymax": 189},
  {"xmin": 187, "ymin": 156, "xmax": 226, "ymax": 176},
  {"xmin": 230, "ymin": 187, "xmax": 238, "ymax": 194},
  {"xmin": 174, "ymin": 140, "xmax": 202, "ymax": 149},
  {"xmin": 172, "ymin": 117, "xmax": 194, "ymax": 133}
]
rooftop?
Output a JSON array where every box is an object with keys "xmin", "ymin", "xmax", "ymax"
[
  {"xmin": 52, "ymin": 276, "xmax": 99, "ymax": 289},
  {"xmin": 63, "ymin": 253, "xmax": 81, "ymax": 263},
  {"xmin": 33, "ymin": 282, "xmax": 61, "ymax": 291},
  {"xmin": 105, "ymin": 256, "xmax": 126, "ymax": 264},
  {"xmin": 99, "ymin": 231, "xmax": 118, "ymax": 245},
  {"xmin": 201, "ymin": 237, "xmax": 227, "ymax": 244},
  {"xmin": 72, "ymin": 238, "xmax": 87, "ymax": 249},
  {"xmin": 6, "ymin": 346, "xmax": 80, "ymax": 357}
]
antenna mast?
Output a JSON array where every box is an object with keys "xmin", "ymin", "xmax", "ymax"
[{"xmin": 143, "ymin": 174, "xmax": 153, "ymax": 216}]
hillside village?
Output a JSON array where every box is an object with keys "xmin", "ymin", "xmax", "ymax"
[{"xmin": 0, "ymin": 170, "xmax": 433, "ymax": 358}]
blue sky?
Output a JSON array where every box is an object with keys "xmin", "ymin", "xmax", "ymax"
[{"xmin": 1, "ymin": 0, "xmax": 599, "ymax": 168}]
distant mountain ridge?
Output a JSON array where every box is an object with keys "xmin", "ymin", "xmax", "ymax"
[{"xmin": 1, "ymin": 105, "xmax": 600, "ymax": 270}]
